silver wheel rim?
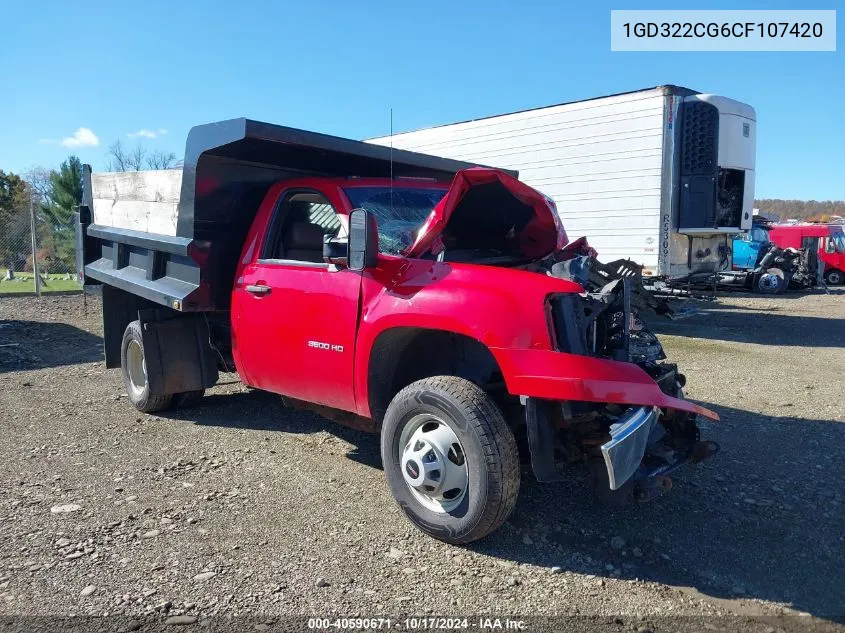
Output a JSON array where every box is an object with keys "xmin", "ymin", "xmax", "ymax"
[
  {"xmin": 398, "ymin": 413, "xmax": 468, "ymax": 513},
  {"xmin": 126, "ymin": 339, "xmax": 147, "ymax": 396},
  {"xmin": 828, "ymin": 271, "xmax": 842, "ymax": 284},
  {"xmin": 759, "ymin": 273, "xmax": 779, "ymax": 291}
]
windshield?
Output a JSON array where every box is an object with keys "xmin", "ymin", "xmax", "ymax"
[
  {"xmin": 750, "ymin": 226, "xmax": 770, "ymax": 243},
  {"xmin": 830, "ymin": 231, "xmax": 845, "ymax": 253},
  {"xmin": 343, "ymin": 187, "xmax": 448, "ymax": 255}
]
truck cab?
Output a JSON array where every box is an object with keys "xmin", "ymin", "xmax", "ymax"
[
  {"xmin": 230, "ymin": 176, "xmax": 451, "ymax": 411},
  {"xmin": 732, "ymin": 223, "xmax": 772, "ymax": 271},
  {"xmin": 768, "ymin": 223, "xmax": 845, "ymax": 285}
]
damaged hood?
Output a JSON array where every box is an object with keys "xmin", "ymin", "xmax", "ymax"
[{"xmin": 404, "ymin": 168, "xmax": 567, "ymax": 260}]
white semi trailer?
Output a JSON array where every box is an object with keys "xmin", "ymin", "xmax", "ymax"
[{"xmin": 369, "ymin": 85, "xmax": 756, "ymax": 280}]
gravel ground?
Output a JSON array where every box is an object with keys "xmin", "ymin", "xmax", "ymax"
[{"xmin": 0, "ymin": 290, "xmax": 843, "ymax": 631}]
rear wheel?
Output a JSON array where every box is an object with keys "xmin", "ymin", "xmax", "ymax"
[
  {"xmin": 756, "ymin": 268, "xmax": 787, "ymax": 294},
  {"xmin": 121, "ymin": 320, "xmax": 172, "ymax": 413},
  {"xmin": 824, "ymin": 269, "xmax": 843, "ymax": 285},
  {"xmin": 380, "ymin": 376, "xmax": 520, "ymax": 544},
  {"xmin": 172, "ymin": 390, "xmax": 205, "ymax": 408}
]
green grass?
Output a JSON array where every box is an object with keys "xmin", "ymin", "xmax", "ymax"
[{"xmin": 0, "ymin": 269, "xmax": 81, "ymax": 294}]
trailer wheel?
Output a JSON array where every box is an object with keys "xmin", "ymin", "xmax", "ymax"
[
  {"xmin": 756, "ymin": 268, "xmax": 787, "ymax": 295},
  {"xmin": 824, "ymin": 269, "xmax": 843, "ymax": 285},
  {"xmin": 121, "ymin": 320, "xmax": 172, "ymax": 413},
  {"xmin": 380, "ymin": 376, "xmax": 520, "ymax": 544}
]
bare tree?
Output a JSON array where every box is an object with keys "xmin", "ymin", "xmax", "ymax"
[
  {"xmin": 106, "ymin": 140, "xmax": 146, "ymax": 171},
  {"xmin": 24, "ymin": 167, "xmax": 53, "ymax": 206},
  {"xmin": 146, "ymin": 150, "xmax": 177, "ymax": 170},
  {"xmin": 106, "ymin": 140, "xmax": 129, "ymax": 171},
  {"xmin": 107, "ymin": 141, "xmax": 177, "ymax": 171},
  {"xmin": 129, "ymin": 144, "xmax": 145, "ymax": 171}
]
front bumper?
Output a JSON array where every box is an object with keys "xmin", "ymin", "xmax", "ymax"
[
  {"xmin": 492, "ymin": 347, "xmax": 719, "ymax": 421},
  {"xmin": 601, "ymin": 406, "xmax": 659, "ymax": 490}
]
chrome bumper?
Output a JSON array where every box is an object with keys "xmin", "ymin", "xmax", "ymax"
[{"xmin": 600, "ymin": 406, "xmax": 660, "ymax": 490}]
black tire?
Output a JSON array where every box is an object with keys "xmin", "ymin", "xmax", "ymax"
[
  {"xmin": 824, "ymin": 269, "xmax": 844, "ymax": 285},
  {"xmin": 380, "ymin": 376, "xmax": 520, "ymax": 544},
  {"xmin": 172, "ymin": 390, "xmax": 205, "ymax": 408},
  {"xmin": 756, "ymin": 268, "xmax": 787, "ymax": 295},
  {"xmin": 121, "ymin": 320, "xmax": 172, "ymax": 413}
]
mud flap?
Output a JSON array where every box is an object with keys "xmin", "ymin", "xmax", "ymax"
[
  {"xmin": 524, "ymin": 398, "xmax": 563, "ymax": 483},
  {"xmin": 139, "ymin": 310, "xmax": 218, "ymax": 395}
]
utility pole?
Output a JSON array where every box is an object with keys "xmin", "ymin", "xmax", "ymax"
[{"xmin": 28, "ymin": 183, "xmax": 41, "ymax": 297}]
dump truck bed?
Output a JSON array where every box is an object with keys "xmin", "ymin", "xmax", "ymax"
[{"xmin": 79, "ymin": 118, "xmax": 500, "ymax": 311}]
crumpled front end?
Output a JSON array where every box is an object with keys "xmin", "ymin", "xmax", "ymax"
[{"xmin": 495, "ymin": 247, "xmax": 719, "ymax": 500}]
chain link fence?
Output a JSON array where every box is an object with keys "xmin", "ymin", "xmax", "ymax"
[{"xmin": 0, "ymin": 197, "xmax": 81, "ymax": 296}]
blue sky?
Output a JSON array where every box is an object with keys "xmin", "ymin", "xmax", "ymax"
[{"xmin": 1, "ymin": 0, "xmax": 841, "ymax": 200}]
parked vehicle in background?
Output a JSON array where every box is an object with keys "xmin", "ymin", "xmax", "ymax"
[
  {"xmin": 727, "ymin": 219, "xmax": 821, "ymax": 294},
  {"xmin": 76, "ymin": 118, "xmax": 719, "ymax": 544},
  {"xmin": 768, "ymin": 223, "xmax": 845, "ymax": 285},
  {"xmin": 731, "ymin": 223, "xmax": 772, "ymax": 271},
  {"xmin": 368, "ymin": 85, "xmax": 757, "ymax": 284}
]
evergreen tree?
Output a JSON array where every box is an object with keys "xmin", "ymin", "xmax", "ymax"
[{"xmin": 46, "ymin": 156, "xmax": 83, "ymax": 225}]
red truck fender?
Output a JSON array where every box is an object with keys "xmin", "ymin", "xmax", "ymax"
[
  {"xmin": 490, "ymin": 347, "xmax": 719, "ymax": 420},
  {"xmin": 352, "ymin": 258, "xmax": 581, "ymax": 420}
]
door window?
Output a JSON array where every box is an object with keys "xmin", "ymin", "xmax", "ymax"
[
  {"xmin": 749, "ymin": 226, "xmax": 769, "ymax": 243},
  {"xmin": 802, "ymin": 236, "xmax": 819, "ymax": 251},
  {"xmin": 262, "ymin": 191, "xmax": 342, "ymax": 263}
]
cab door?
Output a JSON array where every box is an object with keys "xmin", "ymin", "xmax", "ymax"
[{"xmin": 232, "ymin": 189, "xmax": 360, "ymax": 413}]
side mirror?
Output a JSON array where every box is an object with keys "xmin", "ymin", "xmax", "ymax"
[
  {"xmin": 348, "ymin": 208, "xmax": 378, "ymax": 271},
  {"xmin": 323, "ymin": 235, "xmax": 349, "ymax": 266}
]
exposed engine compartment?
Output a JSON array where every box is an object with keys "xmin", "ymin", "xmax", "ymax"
[
  {"xmin": 522, "ymin": 237, "xmax": 716, "ymax": 501},
  {"xmin": 755, "ymin": 243, "xmax": 819, "ymax": 290}
]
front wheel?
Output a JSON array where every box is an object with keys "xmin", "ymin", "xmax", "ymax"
[
  {"xmin": 756, "ymin": 268, "xmax": 787, "ymax": 294},
  {"xmin": 380, "ymin": 376, "xmax": 520, "ymax": 544},
  {"xmin": 824, "ymin": 269, "xmax": 843, "ymax": 285}
]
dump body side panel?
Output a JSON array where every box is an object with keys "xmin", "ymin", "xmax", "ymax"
[{"xmin": 80, "ymin": 119, "xmax": 492, "ymax": 312}]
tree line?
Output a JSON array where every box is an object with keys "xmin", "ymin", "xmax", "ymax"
[
  {"xmin": 755, "ymin": 199, "xmax": 845, "ymax": 223},
  {"xmin": 0, "ymin": 141, "xmax": 179, "ymax": 275},
  {"xmin": 0, "ymin": 158, "xmax": 82, "ymax": 274}
]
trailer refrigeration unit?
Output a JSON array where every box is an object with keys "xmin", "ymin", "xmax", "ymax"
[{"xmin": 368, "ymin": 85, "xmax": 757, "ymax": 282}]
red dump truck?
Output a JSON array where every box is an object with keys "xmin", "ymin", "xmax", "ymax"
[{"xmin": 77, "ymin": 119, "xmax": 718, "ymax": 543}]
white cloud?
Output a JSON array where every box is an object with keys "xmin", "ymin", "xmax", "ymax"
[
  {"xmin": 128, "ymin": 128, "xmax": 157, "ymax": 139},
  {"xmin": 128, "ymin": 127, "xmax": 169, "ymax": 139},
  {"xmin": 60, "ymin": 127, "xmax": 100, "ymax": 148}
]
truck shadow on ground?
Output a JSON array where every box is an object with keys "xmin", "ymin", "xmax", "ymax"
[
  {"xmin": 472, "ymin": 401, "xmax": 845, "ymax": 623},
  {"xmin": 0, "ymin": 319, "xmax": 103, "ymax": 373},
  {"xmin": 649, "ymin": 304, "xmax": 845, "ymax": 348},
  {"xmin": 175, "ymin": 387, "xmax": 383, "ymax": 470}
]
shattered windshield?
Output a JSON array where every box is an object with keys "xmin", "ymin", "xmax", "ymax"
[{"xmin": 343, "ymin": 187, "xmax": 448, "ymax": 255}]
